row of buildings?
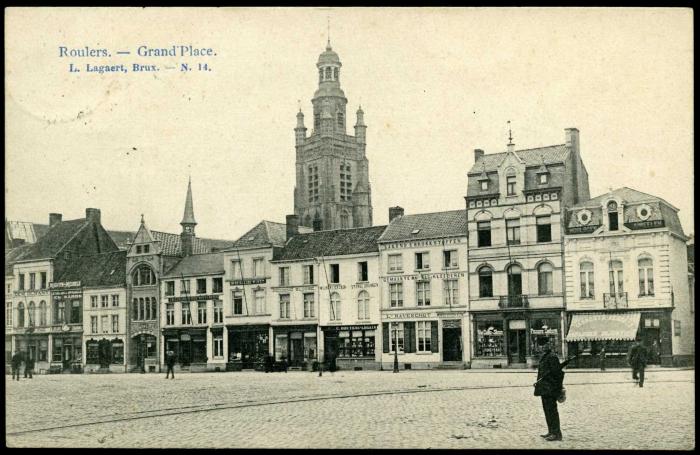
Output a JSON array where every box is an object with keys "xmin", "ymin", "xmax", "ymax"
[{"xmin": 5, "ymin": 41, "xmax": 694, "ymax": 373}]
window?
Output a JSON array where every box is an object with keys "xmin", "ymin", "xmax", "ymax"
[
  {"xmin": 580, "ymin": 262, "xmax": 595, "ymax": 299},
  {"xmin": 539, "ymin": 173, "xmax": 548, "ymax": 184},
  {"xmin": 416, "ymin": 281, "xmax": 431, "ymax": 306},
  {"xmin": 91, "ymin": 316, "xmax": 98, "ymax": 333},
  {"xmin": 5, "ymin": 303, "xmax": 11, "ymax": 327},
  {"xmin": 279, "ymin": 267, "xmax": 290, "ymax": 286},
  {"xmin": 112, "ymin": 315, "xmax": 119, "ymax": 333},
  {"xmin": 478, "ymin": 267, "xmax": 493, "ymax": 298},
  {"xmin": 101, "ymin": 295, "xmax": 109, "ymax": 308},
  {"xmin": 674, "ymin": 320, "xmax": 681, "ymax": 337},
  {"xmin": 480, "ymin": 180, "xmax": 489, "ymax": 191},
  {"xmin": 231, "ymin": 260, "xmax": 243, "ymax": 279},
  {"xmin": 213, "ymin": 335, "xmax": 224, "ymax": 358},
  {"xmin": 212, "ymin": 278, "xmax": 223, "ymax": 293},
  {"xmin": 39, "ymin": 301, "xmax": 46, "ymax": 326},
  {"xmin": 19, "ymin": 274, "xmax": 24, "ymax": 290},
  {"xmin": 111, "ymin": 295, "xmax": 119, "ymax": 307},
  {"xmin": 443, "ymin": 250, "xmax": 458, "ymax": 268},
  {"xmin": 132, "ymin": 265, "xmax": 156, "ymax": 286},
  {"xmin": 254, "ymin": 290, "xmax": 266, "ymax": 315},
  {"xmin": 55, "ymin": 300, "xmax": 65, "ymax": 324},
  {"xmin": 607, "ymin": 201, "xmax": 619, "ymax": 231},
  {"xmin": 506, "ymin": 175, "xmax": 516, "ymax": 195},
  {"xmin": 166, "ymin": 303, "xmax": 175, "ymax": 325},
  {"xmin": 318, "ymin": 68, "xmax": 323, "ymax": 82},
  {"xmin": 506, "ymin": 219, "xmax": 520, "ymax": 245},
  {"xmin": 389, "ymin": 283, "xmax": 403, "ymax": 307},
  {"xmin": 444, "ymin": 279, "xmax": 459, "ymax": 306},
  {"xmin": 303, "ymin": 265, "xmax": 315, "ymax": 285},
  {"xmin": 91, "ymin": 295, "xmax": 98, "ymax": 308},
  {"xmin": 253, "ymin": 259, "xmax": 264, "ymax": 278},
  {"xmin": 337, "ymin": 112, "xmax": 344, "ymax": 128},
  {"xmin": 536, "ymin": 216, "xmax": 552, "ymax": 243},
  {"xmin": 101, "ymin": 315, "xmax": 109, "ymax": 333},
  {"xmin": 538, "ymin": 263, "xmax": 554, "ymax": 296},
  {"xmin": 213, "ymin": 301, "xmax": 223, "ymax": 323},
  {"xmin": 132, "ymin": 298, "xmax": 138, "ymax": 320},
  {"xmin": 52, "ymin": 338, "xmax": 62, "ymax": 362},
  {"xmin": 112, "ymin": 340, "xmax": 124, "ymax": 364},
  {"xmin": 29, "ymin": 273, "xmax": 36, "ymax": 290},
  {"xmin": 181, "ymin": 303, "xmax": 192, "ymax": 324},
  {"xmin": 415, "ymin": 252, "xmax": 430, "ymax": 270},
  {"xmin": 390, "ymin": 322, "xmax": 404, "ymax": 354},
  {"xmin": 165, "ymin": 281, "xmax": 175, "ymax": 296},
  {"xmin": 388, "ymin": 254, "xmax": 403, "ymax": 272},
  {"xmin": 233, "ymin": 292, "xmax": 244, "ymax": 315},
  {"xmin": 477, "ymin": 221, "xmax": 491, "ymax": 247},
  {"xmin": 150, "ymin": 298, "xmax": 157, "ymax": 320},
  {"xmin": 337, "ymin": 329, "xmax": 375, "ymax": 358},
  {"xmin": 314, "ymin": 113, "xmax": 320, "ymax": 131},
  {"xmin": 197, "ymin": 301, "xmax": 207, "ymax": 324},
  {"xmin": 307, "ymin": 165, "xmax": 319, "ymax": 203},
  {"xmin": 357, "ymin": 291, "xmax": 370, "ymax": 319},
  {"xmin": 340, "ymin": 164, "xmax": 352, "ymax": 202},
  {"xmin": 38, "ymin": 339, "xmax": 48, "ymax": 362},
  {"xmin": 417, "ymin": 321, "xmax": 432, "ymax": 352},
  {"xmin": 28, "ymin": 302, "xmax": 35, "ymax": 326},
  {"xmin": 303, "ymin": 293, "xmax": 315, "ymax": 318},
  {"xmin": 609, "ymin": 260, "xmax": 624, "ymax": 296},
  {"xmin": 475, "ymin": 320, "xmax": 505, "ymax": 357},
  {"xmin": 180, "ymin": 279, "xmax": 191, "ymax": 295},
  {"xmin": 325, "ymin": 67, "xmax": 331, "ymax": 79},
  {"xmin": 334, "ymin": 67, "xmax": 339, "ymax": 80},
  {"xmin": 340, "ymin": 212, "xmax": 349, "ymax": 228},
  {"xmin": 71, "ymin": 299, "xmax": 81, "ymax": 323},
  {"xmin": 330, "ymin": 292, "xmax": 341, "ymax": 320},
  {"xmin": 507, "ymin": 265, "xmax": 523, "ymax": 296},
  {"xmin": 329, "ymin": 264, "xmax": 340, "ymax": 283},
  {"xmin": 197, "ymin": 279, "xmax": 207, "ymax": 295},
  {"xmin": 40, "ymin": 272, "xmax": 47, "ymax": 289},
  {"xmin": 638, "ymin": 258, "xmax": 654, "ymax": 296},
  {"xmin": 143, "ymin": 245, "xmax": 150, "ymax": 253},
  {"xmin": 136, "ymin": 245, "xmax": 142, "ymax": 254},
  {"xmin": 357, "ymin": 261, "xmax": 368, "ymax": 282},
  {"xmin": 279, "ymin": 294, "xmax": 290, "ymax": 319}
]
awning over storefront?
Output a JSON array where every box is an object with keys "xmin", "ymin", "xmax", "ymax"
[{"xmin": 566, "ymin": 312, "xmax": 641, "ymax": 342}]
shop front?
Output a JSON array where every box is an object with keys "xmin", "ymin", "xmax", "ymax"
[
  {"xmin": 163, "ymin": 328, "xmax": 207, "ymax": 370},
  {"xmin": 131, "ymin": 332, "xmax": 159, "ymax": 372},
  {"xmin": 322, "ymin": 324, "xmax": 378, "ymax": 371},
  {"xmin": 51, "ymin": 333, "xmax": 83, "ymax": 373},
  {"xmin": 50, "ymin": 282, "xmax": 83, "ymax": 373},
  {"xmin": 380, "ymin": 310, "xmax": 445, "ymax": 370},
  {"xmin": 227, "ymin": 324, "xmax": 269, "ymax": 370},
  {"xmin": 85, "ymin": 337, "xmax": 126, "ymax": 372},
  {"xmin": 272, "ymin": 324, "xmax": 317, "ymax": 370}
]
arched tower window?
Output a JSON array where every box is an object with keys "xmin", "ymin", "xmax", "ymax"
[
  {"xmin": 340, "ymin": 211, "xmax": 350, "ymax": 229},
  {"xmin": 337, "ymin": 112, "xmax": 344, "ymax": 129},
  {"xmin": 325, "ymin": 67, "xmax": 331, "ymax": 80},
  {"xmin": 319, "ymin": 68, "xmax": 323, "ymax": 83},
  {"xmin": 333, "ymin": 67, "xmax": 339, "ymax": 80}
]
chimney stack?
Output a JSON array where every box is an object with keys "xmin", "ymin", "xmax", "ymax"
[
  {"xmin": 389, "ymin": 206, "xmax": 405, "ymax": 222},
  {"xmin": 565, "ymin": 128, "xmax": 580, "ymax": 155},
  {"xmin": 286, "ymin": 214, "xmax": 300, "ymax": 240},
  {"xmin": 85, "ymin": 208, "xmax": 101, "ymax": 224},
  {"xmin": 49, "ymin": 213, "xmax": 62, "ymax": 227},
  {"xmin": 474, "ymin": 149, "xmax": 484, "ymax": 163}
]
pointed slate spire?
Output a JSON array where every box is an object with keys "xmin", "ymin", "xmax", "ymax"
[{"xmin": 181, "ymin": 177, "xmax": 197, "ymax": 226}]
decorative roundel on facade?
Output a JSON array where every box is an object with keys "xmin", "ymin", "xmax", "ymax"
[
  {"xmin": 577, "ymin": 209, "xmax": 592, "ymax": 225},
  {"xmin": 637, "ymin": 204, "xmax": 652, "ymax": 221}
]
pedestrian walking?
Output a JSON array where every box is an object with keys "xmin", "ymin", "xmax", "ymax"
[
  {"xmin": 627, "ymin": 339, "xmax": 648, "ymax": 387},
  {"xmin": 533, "ymin": 338, "xmax": 565, "ymax": 442},
  {"xmin": 599, "ymin": 346, "xmax": 606, "ymax": 371},
  {"xmin": 11, "ymin": 351, "xmax": 22, "ymax": 381},
  {"xmin": 24, "ymin": 354, "xmax": 34, "ymax": 379},
  {"xmin": 165, "ymin": 350, "xmax": 176, "ymax": 379}
]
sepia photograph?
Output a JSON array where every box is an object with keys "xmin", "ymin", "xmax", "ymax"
[{"xmin": 4, "ymin": 7, "xmax": 694, "ymax": 449}]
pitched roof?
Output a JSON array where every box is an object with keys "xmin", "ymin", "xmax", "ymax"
[
  {"xmin": 162, "ymin": 252, "xmax": 226, "ymax": 278},
  {"xmin": 11, "ymin": 219, "xmax": 89, "ymax": 262},
  {"xmin": 378, "ymin": 210, "xmax": 467, "ymax": 242},
  {"xmin": 151, "ymin": 231, "xmax": 212, "ymax": 256},
  {"xmin": 55, "ymin": 251, "xmax": 127, "ymax": 287},
  {"xmin": 468, "ymin": 144, "xmax": 569, "ymax": 174},
  {"xmin": 274, "ymin": 226, "xmax": 387, "ymax": 261},
  {"xmin": 572, "ymin": 187, "xmax": 678, "ymax": 210},
  {"xmin": 226, "ymin": 221, "xmax": 289, "ymax": 250}
]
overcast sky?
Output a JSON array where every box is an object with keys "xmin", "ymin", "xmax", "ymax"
[{"xmin": 5, "ymin": 8, "xmax": 694, "ymax": 241}]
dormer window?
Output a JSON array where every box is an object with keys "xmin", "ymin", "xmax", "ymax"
[
  {"xmin": 481, "ymin": 180, "xmax": 489, "ymax": 191},
  {"xmin": 539, "ymin": 174, "xmax": 548, "ymax": 184},
  {"xmin": 506, "ymin": 175, "xmax": 516, "ymax": 196},
  {"xmin": 607, "ymin": 201, "xmax": 619, "ymax": 231}
]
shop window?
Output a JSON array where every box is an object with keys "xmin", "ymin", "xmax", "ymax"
[
  {"xmin": 86, "ymin": 340, "xmax": 99, "ymax": 364},
  {"xmin": 233, "ymin": 292, "xmax": 244, "ymax": 315},
  {"xmin": 607, "ymin": 201, "xmax": 619, "ymax": 231},
  {"xmin": 303, "ymin": 293, "xmax": 315, "ymax": 318},
  {"xmin": 580, "ymin": 262, "xmax": 595, "ymax": 299},
  {"xmin": 643, "ymin": 318, "xmax": 660, "ymax": 328},
  {"xmin": 214, "ymin": 301, "xmax": 223, "ymax": 323},
  {"xmin": 530, "ymin": 318, "xmax": 560, "ymax": 356},
  {"xmin": 329, "ymin": 292, "xmax": 341, "ymax": 321},
  {"xmin": 443, "ymin": 250, "xmax": 458, "ymax": 268},
  {"xmin": 91, "ymin": 316, "xmax": 98, "ymax": 333},
  {"xmin": 475, "ymin": 320, "xmax": 505, "ymax": 357},
  {"xmin": 506, "ymin": 219, "xmax": 520, "ymax": 245},
  {"xmin": 609, "ymin": 260, "xmax": 624, "ymax": 296},
  {"xmin": 197, "ymin": 301, "xmax": 207, "ymax": 324},
  {"xmin": 444, "ymin": 279, "xmax": 459, "ymax": 306},
  {"xmin": 52, "ymin": 338, "xmax": 62, "ymax": 362},
  {"xmin": 197, "ymin": 279, "xmax": 207, "ymax": 295},
  {"xmin": 275, "ymin": 334, "xmax": 289, "ymax": 361},
  {"xmin": 357, "ymin": 291, "xmax": 370, "ymax": 320},
  {"xmin": 38, "ymin": 339, "xmax": 47, "ymax": 362},
  {"xmin": 304, "ymin": 265, "xmax": 315, "ymax": 285},
  {"xmin": 338, "ymin": 329, "xmax": 375, "ymax": 358},
  {"xmin": 279, "ymin": 294, "xmax": 290, "ymax": 319},
  {"xmin": 415, "ymin": 252, "xmax": 430, "ymax": 270},
  {"xmin": 279, "ymin": 267, "xmax": 290, "ymax": 286},
  {"xmin": 477, "ymin": 221, "xmax": 491, "ymax": 247},
  {"xmin": 357, "ymin": 261, "xmax": 368, "ymax": 282},
  {"xmin": 389, "ymin": 283, "xmax": 403, "ymax": 308},
  {"xmin": 416, "ymin": 281, "xmax": 431, "ymax": 306},
  {"xmin": 538, "ymin": 263, "xmax": 554, "ymax": 296},
  {"xmin": 330, "ymin": 264, "xmax": 340, "ymax": 283},
  {"xmin": 536, "ymin": 216, "xmax": 552, "ymax": 243},
  {"xmin": 388, "ymin": 254, "xmax": 403, "ymax": 272},
  {"xmin": 254, "ymin": 290, "xmax": 266, "ymax": 315},
  {"xmin": 166, "ymin": 303, "xmax": 175, "ymax": 325},
  {"xmin": 112, "ymin": 341, "xmax": 124, "ymax": 364},
  {"xmin": 212, "ymin": 278, "xmax": 223, "ymax": 293},
  {"xmin": 390, "ymin": 322, "xmax": 405, "ymax": 354},
  {"xmin": 638, "ymin": 258, "xmax": 654, "ymax": 296},
  {"xmin": 213, "ymin": 335, "xmax": 224, "ymax": 358},
  {"xmin": 478, "ymin": 267, "xmax": 493, "ymax": 298},
  {"xmin": 417, "ymin": 321, "xmax": 432, "ymax": 353}
]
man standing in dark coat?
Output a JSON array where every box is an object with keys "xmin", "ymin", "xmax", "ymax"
[
  {"xmin": 24, "ymin": 353, "xmax": 34, "ymax": 379},
  {"xmin": 11, "ymin": 351, "xmax": 22, "ymax": 381},
  {"xmin": 534, "ymin": 338, "xmax": 564, "ymax": 441},
  {"xmin": 627, "ymin": 339, "xmax": 648, "ymax": 387},
  {"xmin": 165, "ymin": 350, "xmax": 176, "ymax": 379}
]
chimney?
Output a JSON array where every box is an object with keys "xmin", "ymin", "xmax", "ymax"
[
  {"xmin": 286, "ymin": 214, "xmax": 299, "ymax": 240},
  {"xmin": 49, "ymin": 213, "xmax": 62, "ymax": 227},
  {"xmin": 389, "ymin": 206, "xmax": 405, "ymax": 222},
  {"xmin": 85, "ymin": 208, "xmax": 101, "ymax": 224},
  {"xmin": 11, "ymin": 238, "xmax": 25, "ymax": 247},
  {"xmin": 474, "ymin": 149, "xmax": 484, "ymax": 163},
  {"xmin": 565, "ymin": 128, "xmax": 580, "ymax": 155}
]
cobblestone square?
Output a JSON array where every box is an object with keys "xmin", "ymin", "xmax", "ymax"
[{"xmin": 5, "ymin": 368, "xmax": 695, "ymax": 449}]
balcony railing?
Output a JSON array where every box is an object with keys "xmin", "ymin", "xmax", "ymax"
[
  {"xmin": 603, "ymin": 292, "xmax": 628, "ymax": 309},
  {"xmin": 498, "ymin": 294, "xmax": 529, "ymax": 309}
]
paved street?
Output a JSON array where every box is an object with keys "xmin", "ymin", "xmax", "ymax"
[{"xmin": 5, "ymin": 368, "xmax": 695, "ymax": 449}]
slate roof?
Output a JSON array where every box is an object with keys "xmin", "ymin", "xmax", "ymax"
[
  {"xmin": 55, "ymin": 250, "xmax": 127, "ymax": 288},
  {"xmin": 468, "ymin": 144, "xmax": 569, "ymax": 174},
  {"xmin": 378, "ymin": 210, "xmax": 467, "ymax": 242},
  {"xmin": 9, "ymin": 219, "xmax": 91, "ymax": 262},
  {"xmin": 162, "ymin": 252, "xmax": 226, "ymax": 278},
  {"xmin": 274, "ymin": 226, "xmax": 388, "ymax": 261},
  {"xmin": 225, "ymin": 221, "xmax": 289, "ymax": 250},
  {"xmin": 571, "ymin": 187, "xmax": 678, "ymax": 210},
  {"xmin": 150, "ymin": 231, "xmax": 233, "ymax": 256}
]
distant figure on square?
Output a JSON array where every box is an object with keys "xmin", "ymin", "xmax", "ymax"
[
  {"xmin": 627, "ymin": 339, "xmax": 648, "ymax": 387},
  {"xmin": 534, "ymin": 338, "xmax": 564, "ymax": 441},
  {"xmin": 11, "ymin": 351, "xmax": 22, "ymax": 381},
  {"xmin": 165, "ymin": 350, "xmax": 176, "ymax": 379},
  {"xmin": 599, "ymin": 346, "xmax": 606, "ymax": 371},
  {"xmin": 24, "ymin": 353, "xmax": 34, "ymax": 379}
]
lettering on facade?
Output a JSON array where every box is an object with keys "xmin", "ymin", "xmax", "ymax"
[
  {"xmin": 323, "ymin": 324, "xmax": 378, "ymax": 331},
  {"xmin": 229, "ymin": 278, "xmax": 267, "ymax": 285},
  {"xmin": 379, "ymin": 237, "xmax": 464, "ymax": 250},
  {"xmin": 625, "ymin": 220, "xmax": 665, "ymax": 230},
  {"xmin": 49, "ymin": 281, "xmax": 81, "ymax": 289},
  {"xmin": 351, "ymin": 282, "xmax": 379, "ymax": 289},
  {"xmin": 381, "ymin": 271, "xmax": 465, "ymax": 282},
  {"xmin": 382, "ymin": 312, "xmax": 435, "ymax": 320},
  {"xmin": 13, "ymin": 290, "xmax": 50, "ymax": 297},
  {"xmin": 319, "ymin": 284, "xmax": 347, "ymax": 291},
  {"xmin": 167, "ymin": 294, "xmax": 221, "ymax": 303}
]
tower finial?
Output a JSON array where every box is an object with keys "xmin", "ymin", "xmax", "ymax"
[
  {"xmin": 507, "ymin": 120, "xmax": 514, "ymax": 146},
  {"xmin": 140, "ymin": 213, "xmax": 145, "ymax": 225},
  {"xmin": 327, "ymin": 16, "xmax": 331, "ymax": 49}
]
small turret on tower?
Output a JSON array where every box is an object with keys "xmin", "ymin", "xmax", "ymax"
[
  {"xmin": 355, "ymin": 106, "xmax": 366, "ymax": 146},
  {"xmin": 295, "ymin": 110, "xmax": 307, "ymax": 146}
]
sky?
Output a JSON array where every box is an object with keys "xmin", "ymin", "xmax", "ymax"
[{"xmin": 5, "ymin": 8, "xmax": 694, "ymax": 241}]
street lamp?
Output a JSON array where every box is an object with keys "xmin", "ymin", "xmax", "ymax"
[{"xmin": 393, "ymin": 322, "xmax": 399, "ymax": 373}]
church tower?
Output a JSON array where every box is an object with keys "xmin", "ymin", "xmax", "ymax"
[
  {"xmin": 180, "ymin": 177, "xmax": 197, "ymax": 256},
  {"xmin": 293, "ymin": 40, "xmax": 373, "ymax": 231}
]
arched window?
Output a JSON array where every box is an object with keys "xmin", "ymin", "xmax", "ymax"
[
  {"xmin": 325, "ymin": 67, "xmax": 331, "ymax": 80},
  {"xmin": 6, "ymin": 303, "xmax": 13, "ymax": 327},
  {"xmin": 151, "ymin": 297, "xmax": 157, "ymax": 320},
  {"xmin": 506, "ymin": 264, "xmax": 522, "ymax": 296},
  {"xmin": 340, "ymin": 211, "xmax": 349, "ymax": 229},
  {"xmin": 537, "ymin": 263, "xmax": 554, "ymax": 296},
  {"xmin": 333, "ymin": 67, "xmax": 338, "ymax": 80},
  {"xmin": 132, "ymin": 298, "xmax": 138, "ymax": 320},
  {"xmin": 28, "ymin": 301, "xmax": 36, "ymax": 326},
  {"xmin": 579, "ymin": 262, "xmax": 594, "ymax": 299},
  {"xmin": 357, "ymin": 291, "xmax": 369, "ymax": 320},
  {"xmin": 17, "ymin": 302, "xmax": 25, "ymax": 328},
  {"xmin": 132, "ymin": 265, "xmax": 156, "ymax": 286},
  {"xmin": 638, "ymin": 257, "xmax": 654, "ymax": 297},
  {"xmin": 330, "ymin": 292, "xmax": 341, "ymax": 321},
  {"xmin": 55, "ymin": 301, "xmax": 65, "ymax": 324},
  {"xmin": 609, "ymin": 260, "xmax": 624, "ymax": 296},
  {"xmin": 478, "ymin": 267, "xmax": 493, "ymax": 298},
  {"xmin": 337, "ymin": 112, "xmax": 344, "ymax": 129},
  {"xmin": 607, "ymin": 201, "xmax": 619, "ymax": 231}
]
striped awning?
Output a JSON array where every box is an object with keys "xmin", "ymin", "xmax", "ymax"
[{"xmin": 565, "ymin": 312, "xmax": 641, "ymax": 342}]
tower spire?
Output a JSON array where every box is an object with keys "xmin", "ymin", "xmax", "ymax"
[{"xmin": 181, "ymin": 178, "xmax": 196, "ymax": 226}]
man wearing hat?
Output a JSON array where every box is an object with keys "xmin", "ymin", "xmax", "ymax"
[
  {"xmin": 165, "ymin": 350, "xmax": 176, "ymax": 379},
  {"xmin": 533, "ymin": 337, "xmax": 564, "ymax": 441}
]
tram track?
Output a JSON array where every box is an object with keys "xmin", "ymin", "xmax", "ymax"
[{"xmin": 6, "ymin": 378, "xmax": 693, "ymax": 437}]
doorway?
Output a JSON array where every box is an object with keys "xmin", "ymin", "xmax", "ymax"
[
  {"xmin": 642, "ymin": 328, "xmax": 661, "ymax": 365},
  {"xmin": 442, "ymin": 326, "xmax": 462, "ymax": 362},
  {"xmin": 508, "ymin": 329, "xmax": 527, "ymax": 364},
  {"xmin": 290, "ymin": 337, "xmax": 304, "ymax": 366}
]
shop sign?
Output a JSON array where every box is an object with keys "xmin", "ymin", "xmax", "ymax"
[
  {"xmin": 531, "ymin": 329, "xmax": 558, "ymax": 335},
  {"xmin": 442, "ymin": 320, "xmax": 461, "ymax": 328},
  {"xmin": 351, "ymin": 282, "xmax": 378, "ymax": 289},
  {"xmin": 50, "ymin": 281, "xmax": 81, "ymax": 289},
  {"xmin": 382, "ymin": 311, "xmax": 435, "ymax": 320},
  {"xmin": 52, "ymin": 289, "xmax": 83, "ymax": 301},
  {"xmin": 230, "ymin": 278, "xmax": 267, "ymax": 286},
  {"xmin": 319, "ymin": 284, "xmax": 346, "ymax": 290},
  {"xmin": 625, "ymin": 220, "xmax": 664, "ymax": 230},
  {"xmin": 381, "ymin": 271, "xmax": 465, "ymax": 283},
  {"xmin": 168, "ymin": 294, "xmax": 221, "ymax": 303},
  {"xmin": 509, "ymin": 320, "xmax": 526, "ymax": 330},
  {"xmin": 379, "ymin": 237, "xmax": 464, "ymax": 250},
  {"xmin": 323, "ymin": 324, "xmax": 378, "ymax": 331}
]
